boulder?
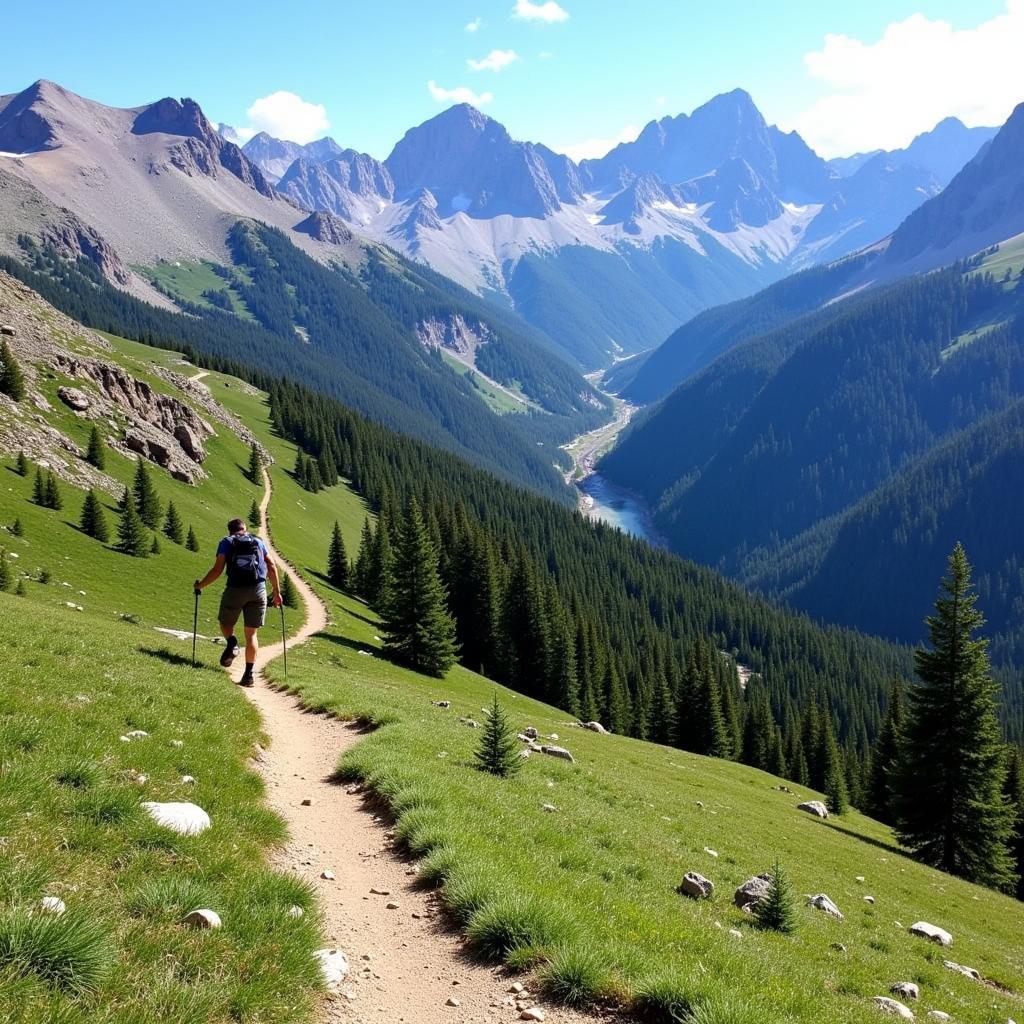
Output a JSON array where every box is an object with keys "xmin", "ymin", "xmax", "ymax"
[
  {"xmin": 173, "ymin": 423, "xmax": 206, "ymax": 462},
  {"xmin": 807, "ymin": 893, "xmax": 844, "ymax": 920},
  {"xmin": 57, "ymin": 386, "xmax": 90, "ymax": 411},
  {"xmin": 733, "ymin": 874, "xmax": 773, "ymax": 910},
  {"xmin": 524, "ymin": 726, "xmax": 539, "ymax": 740},
  {"xmin": 140, "ymin": 800, "xmax": 211, "ymax": 835},
  {"xmin": 314, "ymin": 948, "xmax": 349, "ymax": 991},
  {"xmin": 582, "ymin": 721, "xmax": 608, "ymax": 734},
  {"xmin": 540, "ymin": 745, "xmax": 575, "ymax": 763},
  {"xmin": 873, "ymin": 996, "xmax": 915, "ymax": 1019},
  {"xmin": 0, "ymin": 324, "xmax": 14, "ymax": 336},
  {"xmin": 909, "ymin": 921, "xmax": 952, "ymax": 946},
  {"xmin": 183, "ymin": 908, "xmax": 221, "ymax": 929},
  {"xmin": 942, "ymin": 960, "xmax": 980, "ymax": 981},
  {"xmin": 677, "ymin": 872, "xmax": 714, "ymax": 899},
  {"xmin": 891, "ymin": 982, "xmax": 919, "ymax": 1001},
  {"xmin": 797, "ymin": 800, "xmax": 829, "ymax": 818},
  {"xmin": 520, "ymin": 1010, "xmax": 545, "ymax": 1022}
]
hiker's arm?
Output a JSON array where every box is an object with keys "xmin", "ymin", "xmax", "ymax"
[
  {"xmin": 194, "ymin": 555, "xmax": 226, "ymax": 592},
  {"xmin": 264, "ymin": 553, "xmax": 283, "ymax": 607}
]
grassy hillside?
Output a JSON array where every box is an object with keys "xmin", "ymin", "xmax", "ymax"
[{"xmin": 3, "ymin": 311, "xmax": 1024, "ymax": 1024}]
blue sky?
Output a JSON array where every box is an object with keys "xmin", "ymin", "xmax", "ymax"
[{"xmin": 2, "ymin": 1, "xmax": 1018, "ymax": 159}]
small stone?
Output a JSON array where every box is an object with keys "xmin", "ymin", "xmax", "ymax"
[
  {"xmin": 125, "ymin": 729, "xmax": 149, "ymax": 740},
  {"xmin": 864, "ymin": 895, "xmax": 876, "ymax": 904},
  {"xmin": 370, "ymin": 888, "xmax": 390, "ymax": 895},
  {"xmin": 942, "ymin": 959, "xmax": 980, "ymax": 981},
  {"xmin": 288, "ymin": 905, "xmax": 304, "ymax": 918},
  {"xmin": 549, "ymin": 733, "xmax": 559, "ymax": 741},
  {"xmin": 132, "ymin": 774, "xmax": 149, "ymax": 785},
  {"xmin": 180, "ymin": 775, "xmax": 197, "ymax": 785},
  {"xmin": 314, "ymin": 948, "xmax": 350, "ymax": 991},
  {"xmin": 301, "ymin": 798, "xmax": 314, "ymax": 806},
  {"xmin": 797, "ymin": 800, "xmax": 829, "ymax": 819},
  {"xmin": 321, "ymin": 870, "xmax": 336, "ymax": 880},
  {"xmin": 39, "ymin": 896, "xmax": 66, "ymax": 916},
  {"xmin": 183, "ymin": 908, "xmax": 221, "ymax": 929},
  {"xmin": 431, "ymin": 700, "xmax": 451, "ymax": 708},
  {"xmin": 855, "ymin": 875, "xmax": 866, "ymax": 882},
  {"xmin": 140, "ymin": 801, "xmax": 210, "ymax": 835},
  {"xmin": 170, "ymin": 739, "xmax": 184, "ymax": 748},
  {"xmin": 524, "ymin": 727, "xmax": 539, "ymax": 740},
  {"xmin": 808, "ymin": 893, "xmax": 844, "ymax": 920},
  {"xmin": 540, "ymin": 745, "xmax": 575, "ymax": 763},
  {"xmin": 890, "ymin": 982, "xmax": 919, "ymax": 1001},
  {"xmin": 582, "ymin": 721, "xmax": 608, "ymax": 733},
  {"xmin": 704, "ymin": 847, "xmax": 719, "ymax": 857},
  {"xmin": 728, "ymin": 928, "xmax": 743, "ymax": 939},
  {"xmin": 509, "ymin": 982, "xmax": 525, "ymax": 994},
  {"xmin": 541, "ymin": 803, "xmax": 557, "ymax": 813},
  {"xmin": 926, "ymin": 1013, "xmax": 950, "ymax": 1021},
  {"xmin": 695, "ymin": 800, "xmax": 705, "ymax": 808},
  {"xmin": 733, "ymin": 874, "xmax": 772, "ymax": 909},
  {"xmin": 873, "ymin": 996, "xmax": 914, "ymax": 1019},
  {"xmin": 910, "ymin": 921, "xmax": 952, "ymax": 946},
  {"xmin": 386, "ymin": 902, "xmax": 399, "ymax": 910},
  {"xmin": 677, "ymin": 872, "xmax": 714, "ymax": 899},
  {"xmin": 831, "ymin": 943, "xmax": 848, "ymax": 953},
  {"xmin": 520, "ymin": 1010, "xmax": 545, "ymax": 1022},
  {"xmin": 446, "ymin": 997, "xmax": 461, "ymax": 1007}
]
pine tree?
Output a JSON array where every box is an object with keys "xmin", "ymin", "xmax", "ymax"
[
  {"xmin": 79, "ymin": 489, "xmax": 110, "ymax": 543},
  {"xmin": 380, "ymin": 498, "xmax": 458, "ymax": 677},
  {"xmin": 0, "ymin": 340, "xmax": 26, "ymax": 401},
  {"xmin": 85, "ymin": 425, "xmax": 106, "ymax": 470},
  {"xmin": 150, "ymin": 533, "xmax": 162, "ymax": 555},
  {"xmin": 31, "ymin": 468, "xmax": 46, "ymax": 506},
  {"xmin": 892, "ymin": 544, "xmax": 1015, "ymax": 888},
  {"xmin": 327, "ymin": 520, "xmax": 348, "ymax": 590},
  {"xmin": 163, "ymin": 501, "xmax": 184, "ymax": 544},
  {"xmin": 248, "ymin": 499, "xmax": 261, "ymax": 532},
  {"xmin": 754, "ymin": 861, "xmax": 797, "ymax": 934},
  {"xmin": 0, "ymin": 551, "xmax": 12, "ymax": 592},
  {"xmin": 1003, "ymin": 749, "xmax": 1024, "ymax": 900},
  {"xmin": 132, "ymin": 458, "xmax": 161, "ymax": 529},
  {"xmin": 820, "ymin": 717, "xmax": 849, "ymax": 814},
  {"xmin": 186, "ymin": 526, "xmax": 200, "ymax": 552},
  {"xmin": 474, "ymin": 692, "xmax": 522, "ymax": 778},
  {"xmin": 15, "ymin": 578, "xmax": 26, "ymax": 597},
  {"xmin": 353, "ymin": 517, "xmax": 374, "ymax": 596},
  {"xmin": 11, "ymin": 517, "xmax": 23, "ymax": 538},
  {"xmin": 44, "ymin": 472, "xmax": 63, "ymax": 511},
  {"xmin": 367, "ymin": 515, "xmax": 394, "ymax": 610},
  {"xmin": 15, "ymin": 451, "xmax": 29, "ymax": 476},
  {"xmin": 281, "ymin": 572, "xmax": 299, "ymax": 609},
  {"xmin": 866, "ymin": 682, "xmax": 904, "ymax": 823},
  {"xmin": 247, "ymin": 441, "xmax": 263, "ymax": 484},
  {"xmin": 117, "ymin": 497, "xmax": 149, "ymax": 557}
]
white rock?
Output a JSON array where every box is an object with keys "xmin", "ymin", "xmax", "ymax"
[
  {"xmin": 891, "ymin": 982, "xmax": 919, "ymax": 1000},
  {"xmin": 183, "ymin": 908, "xmax": 221, "ymax": 929},
  {"xmin": 704, "ymin": 847, "xmax": 719, "ymax": 857},
  {"xmin": 125, "ymin": 730, "xmax": 149, "ymax": 740},
  {"xmin": 856, "ymin": 875, "xmax": 866, "ymax": 882},
  {"xmin": 797, "ymin": 800, "xmax": 829, "ymax": 818},
  {"xmin": 926, "ymin": 1013, "xmax": 950, "ymax": 1021},
  {"xmin": 180, "ymin": 775, "xmax": 197, "ymax": 785},
  {"xmin": 132, "ymin": 774, "xmax": 149, "ymax": 786},
  {"xmin": 540, "ymin": 745, "xmax": 575, "ymax": 763},
  {"xmin": 541, "ymin": 803, "xmax": 557, "ymax": 813},
  {"xmin": 140, "ymin": 801, "xmax": 211, "ymax": 835},
  {"xmin": 582, "ymin": 721, "xmax": 608, "ymax": 733},
  {"xmin": 39, "ymin": 896, "xmax": 66, "ymax": 916},
  {"xmin": 678, "ymin": 872, "xmax": 714, "ymax": 899},
  {"xmin": 873, "ymin": 996, "xmax": 915, "ymax": 1019},
  {"xmin": 808, "ymin": 893, "xmax": 844, "ymax": 919},
  {"xmin": 864, "ymin": 895, "xmax": 876, "ymax": 904},
  {"xmin": 287, "ymin": 905, "xmax": 304, "ymax": 918},
  {"xmin": 520, "ymin": 1010, "xmax": 545, "ymax": 1022},
  {"xmin": 170, "ymin": 739, "xmax": 184, "ymax": 748},
  {"xmin": 509, "ymin": 982, "xmax": 525, "ymax": 994},
  {"xmin": 728, "ymin": 928, "xmax": 743, "ymax": 939},
  {"xmin": 942, "ymin": 960, "xmax": 980, "ymax": 981},
  {"xmin": 321, "ymin": 870, "xmax": 336, "ymax": 880},
  {"xmin": 446, "ymin": 996, "xmax": 461, "ymax": 1007},
  {"xmin": 314, "ymin": 948, "xmax": 349, "ymax": 991},
  {"xmin": 910, "ymin": 921, "xmax": 952, "ymax": 946}
]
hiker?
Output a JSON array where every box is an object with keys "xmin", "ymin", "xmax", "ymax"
[{"xmin": 194, "ymin": 517, "xmax": 282, "ymax": 686}]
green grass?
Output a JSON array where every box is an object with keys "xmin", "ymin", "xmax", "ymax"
[
  {"xmin": 976, "ymin": 231, "xmax": 1024, "ymax": 282},
  {"xmin": 0, "ymin": 599, "xmax": 322, "ymax": 1022},
  {"xmin": 136, "ymin": 259, "xmax": 254, "ymax": 320},
  {"xmin": 438, "ymin": 350, "xmax": 528, "ymax": 415}
]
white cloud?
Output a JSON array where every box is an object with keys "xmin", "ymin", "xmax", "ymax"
[
  {"xmin": 427, "ymin": 81, "xmax": 494, "ymax": 106},
  {"xmin": 512, "ymin": 0, "xmax": 569, "ymax": 24},
  {"xmin": 786, "ymin": 1, "xmax": 1024, "ymax": 157},
  {"xmin": 467, "ymin": 49, "xmax": 520, "ymax": 72},
  {"xmin": 243, "ymin": 91, "xmax": 330, "ymax": 144},
  {"xmin": 465, "ymin": 16, "xmax": 483, "ymax": 32},
  {"xmin": 557, "ymin": 123, "xmax": 640, "ymax": 162}
]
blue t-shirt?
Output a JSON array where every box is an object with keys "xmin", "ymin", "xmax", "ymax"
[{"xmin": 217, "ymin": 534, "xmax": 268, "ymax": 584}]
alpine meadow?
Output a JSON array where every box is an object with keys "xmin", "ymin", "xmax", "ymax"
[{"xmin": 1, "ymin": 4, "xmax": 1023, "ymax": 1024}]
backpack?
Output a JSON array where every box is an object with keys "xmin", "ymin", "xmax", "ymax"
[{"xmin": 226, "ymin": 535, "xmax": 262, "ymax": 587}]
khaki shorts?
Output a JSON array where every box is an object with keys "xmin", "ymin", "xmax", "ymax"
[{"xmin": 219, "ymin": 583, "xmax": 267, "ymax": 630}]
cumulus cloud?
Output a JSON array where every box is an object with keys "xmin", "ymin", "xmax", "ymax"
[
  {"xmin": 557, "ymin": 124, "xmax": 640, "ymax": 162},
  {"xmin": 512, "ymin": 0, "xmax": 569, "ymax": 24},
  {"xmin": 427, "ymin": 81, "xmax": 494, "ymax": 106},
  {"xmin": 242, "ymin": 91, "xmax": 330, "ymax": 144},
  {"xmin": 467, "ymin": 49, "xmax": 520, "ymax": 72},
  {"xmin": 786, "ymin": 1, "xmax": 1024, "ymax": 157},
  {"xmin": 465, "ymin": 17, "xmax": 482, "ymax": 32}
]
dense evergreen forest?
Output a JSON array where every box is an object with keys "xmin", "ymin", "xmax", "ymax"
[
  {"xmin": 6, "ymin": 231, "xmax": 608, "ymax": 503},
  {"xmin": 603, "ymin": 263, "xmax": 1024, "ymax": 682}
]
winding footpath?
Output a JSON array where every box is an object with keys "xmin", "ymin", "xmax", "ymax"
[{"xmin": 230, "ymin": 470, "xmax": 614, "ymax": 1024}]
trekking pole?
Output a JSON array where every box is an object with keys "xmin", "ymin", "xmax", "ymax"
[
  {"xmin": 192, "ymin": 585, "xmax": 200, "ymax": 669},
  {"xmin": 279, "ymin": 601, "xmax": 288, "ymax": 679}
]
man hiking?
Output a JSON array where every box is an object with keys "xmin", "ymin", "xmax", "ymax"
[{"xmin": 194, "ymin": 516, "xmax": 282, "ymax": 686}]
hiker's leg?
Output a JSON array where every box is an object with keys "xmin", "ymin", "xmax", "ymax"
[
  {"xmin": 218, "ymin": 597, "xmax": 241, "ymax": 667},
  {"xmin": 243, "ymin": 626, "xmax": 259, "ymax": 664}
]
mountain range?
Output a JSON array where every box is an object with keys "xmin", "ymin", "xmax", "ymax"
[{"xmin": 232, "ymin": 90, "xmax": 994, "ymax": 369}]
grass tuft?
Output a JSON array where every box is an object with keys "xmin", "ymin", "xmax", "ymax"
[
  {"xmin": 465, "ymin": 894, "xmax": 572, "ymax": 962},
  {"xmin": 0, "ymin": 911, "xmax": 114, "ymax": 993},
  {"xmin": 54, "ymin": 760, "xmax": 101, "ymax": 790},
  {"xmin": 538, "ymin": 945, "xmax": 614, "ymax": 1006}
]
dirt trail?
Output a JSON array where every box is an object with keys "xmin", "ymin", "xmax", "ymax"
[{"xmin": 234, "ymin": 471, "xmax": 611, "ymax": 1023}]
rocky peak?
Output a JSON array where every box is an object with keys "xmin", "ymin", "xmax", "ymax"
[{"xmin": 294, "ymin": 210, "xmax": 354, "ymax": 245}]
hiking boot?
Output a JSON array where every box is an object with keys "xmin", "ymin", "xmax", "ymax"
[
  {"xmin": 238, "ymin": 669, "xmax": 254, "ymax": 687},
  {"xmin": 220, "ymin": 636, "xmax": 239, "ymax": 667}
]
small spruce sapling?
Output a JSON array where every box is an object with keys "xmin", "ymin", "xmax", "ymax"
[
  {"xmin": 186, "ymin": 526, "xmax": 200, "ymax": 552},
  {"xmin": 15, "ymin": 451, "xmax": 29, "ymax": 476},
  {"xmin": 281, "ymin": 572, "xmax": 299, "ymax": 609},
  {"xmin": 474, "ymin": 692, "xmax": 522, "ymax": 778},
  {"xmin": 754, "ymin": 860, "xmax": 797, "ymax": 934}
]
